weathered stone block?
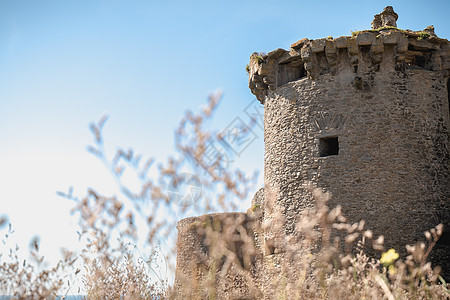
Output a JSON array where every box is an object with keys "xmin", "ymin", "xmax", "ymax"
[
  {"xmin": 334, "ymin": 36, "xmax": 348, "ymax": 48},
  {"xmin": 371, "ymin": 37, "xmax": 384, "ymax": 53},
  {"xmin": 428, "ymin": 36, "xmax": 449, "ymax": 45},
  {"xmin": 404, "ymin": 50, "xmax": 423, "ymax": 57},
  {"xmin": 300, "ymin": 46, "xmax": 313, "ymax": 61},
  {"xmin": 408, "ymin": 39, "xmax": 435, "ymax": 50},
  {"xmin": 290, "ymin": 38, "xmax": 309, "ymax": 50},
  {"xmin": 325, "ymin": 39, "xmax": 337, "ymax": 54},
  {"xmin": 382, "ymin": 31, "xmax": 402, "ymax": 44},
  {"xmin": 356, "ymin": 32, "xmax": 375, "ymax": 46},
  {"xmin": 396, "ymin": 36, "xmax": 409, "ymax": 53},
  {"xmin": 259, "ymin": 61, "xmax": 275, "ymax": 76},
  {"xmin": 278, "ymin": 50, "xmax": 302, "ymax": 64},
  {"xmin": 347, "ymin": 38, "xmax": 359, "ymax": 56},
  {"xmin": 249, "ymin": 60, "xmax": 260, "ymax": 75},
  {"xmin": 311, "ymin": 38, "xmax": 326, "ymax": 53},
  {"xmin": 267, "ymin": 48, "xmax": 287, "ymax": 59}
]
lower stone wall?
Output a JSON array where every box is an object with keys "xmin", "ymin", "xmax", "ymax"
[{"xmin": 173, "ymin": 212, "xmax": 263, "ymax": 299}]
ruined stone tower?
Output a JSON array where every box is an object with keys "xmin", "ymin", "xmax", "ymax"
[
  {"xmin": 174, "ymin": 7, "xmax": 450, "ymax": 299},
  {"xmin": 250, "ymin": 4, "xmax": 449, "ymax": 263}
]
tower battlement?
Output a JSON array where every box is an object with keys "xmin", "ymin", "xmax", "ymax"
[{"xmin": 249, "ymin": 7, "xmax": 450, "ymax": 103}]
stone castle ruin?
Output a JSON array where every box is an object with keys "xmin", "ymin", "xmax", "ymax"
[{"xmin": 174, "ymin": 7, "xmax": 449, "ymax": 299}]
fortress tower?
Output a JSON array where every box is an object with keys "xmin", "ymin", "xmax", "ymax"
[
  {"xmin": 174, "ymin": 7, "xmax": 449, "ymax": 299},
  {"xmin": 249, "ymin": 5, "xmax": 449, "ymax": 267}
]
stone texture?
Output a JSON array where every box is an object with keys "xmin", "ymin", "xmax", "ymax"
[
  {"xmin": 267, "ymin": 48, "xmax": 287, "ymax": 59},
  {"xmin": 311, "ymin": 38, "xmax": 326, "ymax": 53},
  {"xmin": 382, "ymin": 30, "xmax": 402, "ymax": 44},
  {"xmin": 290, "ymin": 38, "xmax": 309, "ymax": 50},
  {"xmin": 356, "ymin": 32, "xmax": 375, "ymax": 46},
  {"xmin": 264, "ymin": 66, "xmax": 449, "ymax": 254},
  {"xmin": 371, "ymin": 37, "xmax": 384, "ymax": 53},
  {"xmin": 278, "ymin": 50, "xmax": 302, "ymax": 64},
  {"xmin": 409, "ymin": 38, "xmax": 435, "ymax": 51},
  {"xmin": 346, "ymin": 37, "xmax": 359, "ymax": 55},
  {"xmin": 335, "ymin": 36, "xmax": 348, "ymax": 48}
]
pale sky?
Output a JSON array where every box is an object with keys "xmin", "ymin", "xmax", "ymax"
[{"xmin": 0, "ymin": 0, "xmax": 449, "ymax": 293}]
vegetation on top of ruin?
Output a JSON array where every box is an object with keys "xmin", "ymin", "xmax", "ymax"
[
  {"xmin": 351, "ymin": 26, "xmax": 431, "ymax": 40},
  {"xmin": 250, "ymin": 52, "xmax": 267, "ymax": 64},
  {"xmin": 250, "ymin": 202, "xmax": 261, "ymax": 212}
]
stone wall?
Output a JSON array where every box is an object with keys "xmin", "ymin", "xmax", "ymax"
[
  {"xmin": 173, "ymin": 212, "xmax": 263, "ymax": 299},
  {"xmin": 263, "ymin": 65, "xmax": 449, "ymax": 251}
]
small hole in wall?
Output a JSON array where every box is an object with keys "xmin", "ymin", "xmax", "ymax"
[
  {"xmin": 415, "ymin": 56, "xmax": 428, "ymax": 68},
  {"xmin": 319, "ymin": 137, "xmax": 339, "ymax": 157}
]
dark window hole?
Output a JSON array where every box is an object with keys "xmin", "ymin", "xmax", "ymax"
[
  {"xmin": 436, "ymin": 229, "xmax": 450, "ymax": 248},
  {"xmin": 320, "ymin": 137, "xmax": 339, "ymax": 157},
  {"xmin": 276, "ymin": 63, "xmax": 307, "ymax": 87}
]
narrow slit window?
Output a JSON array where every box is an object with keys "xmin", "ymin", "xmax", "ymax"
[{"xmin": 320, "ymin": 137, "xmax": 339, "ymax": 157}]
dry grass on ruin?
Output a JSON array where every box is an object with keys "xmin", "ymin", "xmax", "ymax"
[
  {"xmin": 1, "ymin": 190, "xmax": 449, "ymax": 299},
  {"xmin": 174, "ymin": 185, "xmax": 449, "ymax": 300}
]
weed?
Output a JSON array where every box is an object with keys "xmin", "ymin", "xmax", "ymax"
[
  {"xmin": 250, "ymin": 52, "xmax": 266, "ymax": 64},
  {"xmin": 417, "ymin": 31, "xmax": 431, "ymax": 40}
]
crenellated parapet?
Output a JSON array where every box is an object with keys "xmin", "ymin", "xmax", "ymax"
[{"xmin": 248, "ymin": 8, "xmax": 450, "ymax": 103}]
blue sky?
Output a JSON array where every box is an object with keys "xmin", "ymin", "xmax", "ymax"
[{"xmin": 0, "ymin": 0, "xmax": 449, "ymax": 291}]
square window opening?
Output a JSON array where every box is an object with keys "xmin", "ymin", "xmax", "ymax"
[{"xmin": 320, "ymin": 137, "xmax": 339, "ymax": 157}]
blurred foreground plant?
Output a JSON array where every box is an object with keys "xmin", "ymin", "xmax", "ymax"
[
  {"xmin": 61, "ymin": 92, "xmax": 258, "ymax": 298},
  {"xmin": 2, "ymin": 91, "xmax": 448, "ymax": 299},
  {"xmin": 0, "ymin": 222, "xmax": 79, "ymax": 299}
]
